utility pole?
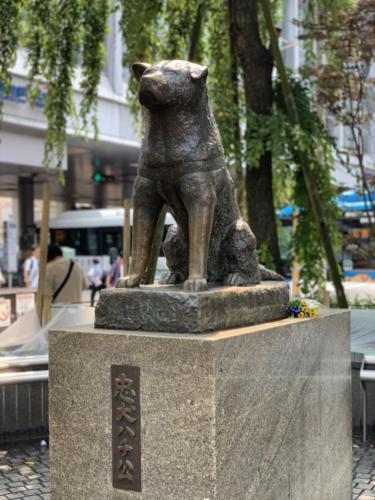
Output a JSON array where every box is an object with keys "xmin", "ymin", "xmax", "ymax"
[
  {"xmin": 123, "ymin": 199, "xmax": 132, "ymax": 276},
  {"xmin": 36, "ymin": 182, "xmax": 51, "ymax": 324}
]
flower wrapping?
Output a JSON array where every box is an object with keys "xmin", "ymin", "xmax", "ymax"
[{"xmin": 287, "ymin": 297, "xmax": 319, "ymax": 318}]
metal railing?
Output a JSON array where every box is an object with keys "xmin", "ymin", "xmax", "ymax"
[
  {"xmin": 0, "ymin": 354, "xmax": 49, "ymax": 442},
  {"xmin": 360, "ymin": 354, "xmax": 375, "ymax": 446}
]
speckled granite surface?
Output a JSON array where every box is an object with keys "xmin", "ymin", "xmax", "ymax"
[
  {"xmin": 49, "ymin": 309, "xmax": 351, "ymax": 499},
  {"xmin": 95, "ymin": 281, "xmax": 289, "ymax": 333}
]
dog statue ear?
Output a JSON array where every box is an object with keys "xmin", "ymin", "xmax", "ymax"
[
  {"xmin": 132, "ymin": 62, "xmax": 151, "ymax": 82},
  {"xmin": 190, "ymin": 64, "xmax": 208, "ymax": 82}
]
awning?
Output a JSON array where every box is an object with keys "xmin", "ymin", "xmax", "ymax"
[{"xmin": 278, "ymin": 190, "xmax": 375, "ymax": 219}]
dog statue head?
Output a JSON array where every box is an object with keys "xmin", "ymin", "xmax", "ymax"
[{"xmin": 133, "ymin": 60, "xmax": 208, "ymax": 111}]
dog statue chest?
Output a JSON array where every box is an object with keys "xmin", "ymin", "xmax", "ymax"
[{"xmin": 141, "ymin": 111, "xmax": 216, "ymax": 166}]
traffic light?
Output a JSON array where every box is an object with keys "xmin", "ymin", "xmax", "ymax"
[
  {"xmin": 92, "ymin": 172, "xmax": 105, "ymax": 183},
  {"xmin": 92, "ymin": 172, "xmax": 115, "ymax": 183},
  {"xmin": 91, "ymin": 155, "xmax": 115, "ymax": 183}
]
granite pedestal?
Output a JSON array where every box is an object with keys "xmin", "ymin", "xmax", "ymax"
[
  {"xmin": 49, "ymin": 309, "xmax": 352, "ymax": 500},
  {"xmin": 95, "ymin": 281, "xmax": 289, "ymax": 333}
]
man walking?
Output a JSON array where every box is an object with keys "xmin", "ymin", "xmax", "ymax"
[
  {"xmin": 88, "ymin": 258, "xmax": 105, "ymax": 306},
  {"xmin": 45, "ymin": 245, "xmax": 87, "ymax": 304},
  {"xmin": 23, "ymin": 245, "xmax": 40, "ymax": 289}
]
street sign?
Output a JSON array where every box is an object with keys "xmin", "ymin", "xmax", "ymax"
[
  {"xmin": 3, "ymin": 220, "xmax": 18, "ymax": 273},
  {"xmin": 0, "ymin": 298, "xmax": 11, "ymax": 328},
  {"xmin": 16, "ymin": 293, "xmax": 35, "ymax": 318}
]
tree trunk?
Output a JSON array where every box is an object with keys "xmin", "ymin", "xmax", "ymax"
[
  {"xmin": 228, "ymin": 0, "xmax": 283, "ymax": 273},
  {"xmin": 189, "ymin": 1, "xmax": 207, "ymax": 62},
  {"xmin": 246, "ymin": 152, "xmax": 282, "ymax": 271},
  {"xmin": 229, "ymin": 34, "xmax": 246, "ymax": 216}
]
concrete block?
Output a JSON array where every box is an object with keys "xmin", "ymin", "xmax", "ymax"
[{"xmin": 49, "ymin": 309, "xmax": 352, "ymax": 499}]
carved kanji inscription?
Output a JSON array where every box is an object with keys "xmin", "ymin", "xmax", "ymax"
[{"xmin": 111, "ymin": 365, "xmax": 141, "ymax": 491}]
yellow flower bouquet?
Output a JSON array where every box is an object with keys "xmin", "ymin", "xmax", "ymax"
[{"xmin": 287, "ymin": 297, "xmax": 319, "ymax": 319}]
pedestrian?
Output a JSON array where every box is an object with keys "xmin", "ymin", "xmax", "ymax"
[
  {"xmin": 106, "ymin": 252, "xmax": 124, "ymax": 288},
  {"xmin": 108, "ymin": 246, "xmax": 119, "ymax": 265},
  {"xmin": 87, "ymin": 258, "xmax": 106, "ymax": 306},
  {"xmin": 0, "ymin": 264, "xmax": 5, "ymax": 287},
  {"xmin": 23, "ymin": 245, "xmax": 40, "ymax": 289},
  {"xmin": 45, "ymin": 244, "xmax": 88, "ymax": 305}
]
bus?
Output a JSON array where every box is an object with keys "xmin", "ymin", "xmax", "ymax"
[{"xmin": 46, "ymin": 208, "xmax": 175, "ymax": 277}]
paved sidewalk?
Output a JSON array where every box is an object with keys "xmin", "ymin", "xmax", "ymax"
[
  {"xmin": 353, "ymin": 439, "xmax": 375, "ymax": 499},
  {"xmin": 0, "ymin": 441, "xmax": 49, "ymax": 500},
  {"xmin": 0, "ymin": 439, "xmax": 373, "ymax": 499}
]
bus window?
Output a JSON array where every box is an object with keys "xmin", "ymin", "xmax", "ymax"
[
  {"xmin": 51, "ymin": 228, "xmax": 88, "ymax": 255},
  {"xmin": 54, "ymin": 229, "xmax": 66, "ymax": 245},
  {"xmin": 87, "ymin": 228, "xmax": 99, "ymax": 255},
  {"xmin": 100, "ymin": 227, "xmax": 123, "ymax": 255}
]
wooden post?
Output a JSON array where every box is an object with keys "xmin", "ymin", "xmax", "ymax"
[
  {"xmin": 291, "ymin": 213, "xmax": 300, "ymax": 296},
  {"xmin": 322, "ymin": 289, "xmax": 331, "ymax": 307},
  {"xmin": 145, "ymin": 205, "xmax": 167, "ymax": 285},
  {"xmin": 123, "ymin": 199, "xmax": 131, "ymax": 276},
  {"xmin": 36, "ymin": 182, "xmax": 51, "ymax": 325},
  {"xmin": 42, "ymin": 295, "xmax": 52, "ymax": 326}
]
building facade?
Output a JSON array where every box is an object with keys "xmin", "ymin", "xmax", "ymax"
[
  {"xmin": 0, "ymin": 11, "xmax": 140, "ymax": 256},
  {"xmin": 281, "ymin": 0, "xmax": 375, "ymax": 189}
]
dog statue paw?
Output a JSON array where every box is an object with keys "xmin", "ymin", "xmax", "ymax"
[
  {"xmin": 183, "ymin": 278, "xmax": 208, "ymax": 292},
  {"xmin": 116, "ymin": 275, "xmax": 142, "ymax": 288}
]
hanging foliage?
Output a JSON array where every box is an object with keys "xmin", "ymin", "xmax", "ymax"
[
  {"xmin": 119, "ymin": 0, "xmax": 163, "ymax": 120},
  {"xmin": 162, "ymin": 0, "xmax": 200, "ymax": 59},
  {"xmin": 22, "ymin": 0, "xmax": 50, "ymax": 103},
  {"xmin": 80, "ymin": 0, "xmax": 113, "ymax": 134},
  {"xmin": 119, "ymin": 0, "xmax": 202, "ymax": 112},
  {"xmin": 1, "ymin": 0, "xmax": 114, "ymax": 178},
  {"xmin": 0, "ymin": 0, "xmax": 23, "ymax": 103},
  {"xmin": 275, "ymin": 77, "xmax": 341, "ymax": 295},
  {"xmin": 39, "ymin": 1, "xmax": 81, "ymax": 175},
  {"xmin": 244, "ymin": 74, "xmax": 341, "ymax": 294}
]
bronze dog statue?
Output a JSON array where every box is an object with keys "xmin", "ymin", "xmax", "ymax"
[{"xmin": 118, "ymin": 60, "xmax": 282, "ymax": 292}]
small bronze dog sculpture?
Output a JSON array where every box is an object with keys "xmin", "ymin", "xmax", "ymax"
[{"xmin": 118, "ymin": 60, "xmax": 282, "ymax": 292}]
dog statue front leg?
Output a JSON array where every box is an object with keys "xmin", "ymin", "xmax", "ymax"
[
  {"xmin": 117, "ymin": 176, "xmax": 164, "ymax": 288},
  {"xmin": 177, "ymin": 172, "xmax": 216, "ymax": 292}
]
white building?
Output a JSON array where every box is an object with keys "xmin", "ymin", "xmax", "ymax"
[
  {"xmin": 0, "ymin": 12, "xmax": 140, "ymax": 253},
  {"xmin": 281, "ymin": 0, "xmax": 375, "ymax": 189}
]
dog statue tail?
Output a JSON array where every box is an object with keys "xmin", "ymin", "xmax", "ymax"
[{"xmin": 258, "ymin": 264, "xmax": 285, "ymax": 282}]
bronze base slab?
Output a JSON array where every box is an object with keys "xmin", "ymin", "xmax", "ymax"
[{"xmin": 95, "ymin": 281, "xmax": 289, "ymax": 333}]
